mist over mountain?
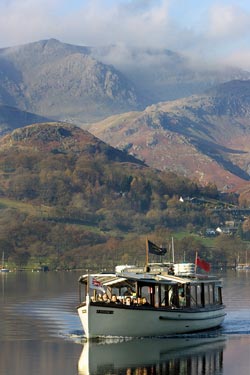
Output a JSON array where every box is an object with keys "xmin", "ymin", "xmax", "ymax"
[{"xmin": 90, "ymin": 44, "xmax": 250, "ymax": 104}]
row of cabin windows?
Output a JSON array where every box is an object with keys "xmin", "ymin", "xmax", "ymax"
[
  {"xmin": 83, "ymin": 282, "xmax": 223, "ymax": 309},
  {"xmin": 136, "ymin": 282, "xmax": 223, "ymax": 308}
]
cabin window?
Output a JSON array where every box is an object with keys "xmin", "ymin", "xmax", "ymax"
[
  {"xmin": 215, "ymin": 286, "xmax": 223, "ymax": 305},
  {"xmin": 139, "ymin": 285, "xmax": 153, "ymax": 306},
  {"xmin": 202, "ymin": 283, "xmax": 215, "ymax": 305},
  {"xmin": 178, "ymin": 286, "xmax": 186, "ymax": 307},
  {"xmin": 204, "ymin": 284, "xmax": 210, "ymax": 305},
  {"xmin": 190, "ymin": 284, "xmax": 203, "ymax": 307},
  {"xmin": 171, "ymin": 284, "xmax": 179, "ymax": 307},
  {"xmin": 160, "ymin": 285, "xmax": 173, "ymax": 307},
  {"xmin": 154, "ymin": 286, "xmax": 159, "ymax": 307},
  {"xmin": 185, "ymin": 284, "xmax": 191, "ymax": 307},
  {"xmin": 209, "ymin": 284, "xmax": 215, "ymax": 304},
  {"xmin": 190, "ymin": 285, "xmax": 197, "ymax": 307},
  {"xmin": 196, "ymin": 284, "xmax": 203, "ymax": 307}
]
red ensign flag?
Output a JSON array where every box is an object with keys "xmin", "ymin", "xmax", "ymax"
[{"xmin": 195, "ymin": 256, "xmax": 211, "ymax": 272}]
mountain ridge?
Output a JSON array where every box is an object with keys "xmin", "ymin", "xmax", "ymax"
[
  {"xmin": 0, "ymin": 39, "xmax": 142, "ymax": 124},
  {"xmin": 89, "ymin": 80, "xmax": 250, "ymax": 191},
  {"xmin": 1, "ymin": 39, "xmax": 250, "ymax": 124}
]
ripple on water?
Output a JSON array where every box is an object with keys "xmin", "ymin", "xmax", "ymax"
[{"xmin": 2, "ymin": 291, "xmax": 82, "ymax": 341}]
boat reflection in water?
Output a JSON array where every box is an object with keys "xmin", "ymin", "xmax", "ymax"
[{"xmin": 78, "ymin": 335, "xmax": 226, "ymax": 375}]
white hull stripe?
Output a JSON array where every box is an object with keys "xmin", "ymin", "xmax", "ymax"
[{"xmin": 159, "ymin": 313, "xmax": 226, "ymax": 321}]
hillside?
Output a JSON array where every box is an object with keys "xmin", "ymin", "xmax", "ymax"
[
  {"xmin": 89, "ymin": 80, "xmax": 250, "ymax": 191},
  {"xmin": 0, "ymin": 121, "xmax": 227, "ymax": 269}
]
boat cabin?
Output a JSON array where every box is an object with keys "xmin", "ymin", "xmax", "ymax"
[{"xmin": 78, "ymin": 271, "xmax": 223, "ymax": 310}]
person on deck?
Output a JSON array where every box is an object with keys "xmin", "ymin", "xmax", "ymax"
[
  {"xmin": 111, "ymin": 294, "xmax": 121, "ymax": 304},
  {"xmin": 142, "ymin": 297, "xmax": 150, "ymax": 306},
  {"xmin": 125, "ymin": 296, "xmax": 131, "ymax": 305},
  {"xmin": 102, "ymin": 293, "xmax": 110, "ymax": 303}
]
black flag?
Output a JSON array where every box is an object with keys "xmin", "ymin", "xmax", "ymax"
[{"xmin": 148, "ymin": 240, "xmax": 167, "ymax": 256}]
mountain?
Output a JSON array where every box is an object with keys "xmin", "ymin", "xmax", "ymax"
[
  {"xmin": 2, "ymin": 39, "xmax": 250, "ymax": 191},
  {"xmin": 1, "ymin": 39, "xmax": 249, "ymax": 126},
  {"xmin": 0, "ymin": 39, "xmax": 142, "ymax": 124},
  {"xmin": 0, "ymin": 105, "xmax": 51, "ymax": 135},
  {"xmin": 89, "ymin": 80, "xmax": 250, "ymax": 191}
]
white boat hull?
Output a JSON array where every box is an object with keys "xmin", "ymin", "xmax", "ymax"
[{"xmin": 77, "ymin": 302, "xmax": 226, "ymax": 339}]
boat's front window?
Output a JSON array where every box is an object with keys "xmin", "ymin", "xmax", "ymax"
[{"xmin": 189, "ymin": 284, "xmax": 203, "ymax": 307}]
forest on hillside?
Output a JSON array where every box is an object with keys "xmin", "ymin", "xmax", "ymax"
[{"xmin": 0, "ymin": 124, "xmax": 249, "ymax": 271}]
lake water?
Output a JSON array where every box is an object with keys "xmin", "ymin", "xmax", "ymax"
[{"xmin": 0, "ymin": 270, "xmax": 249, "ymax": 375}]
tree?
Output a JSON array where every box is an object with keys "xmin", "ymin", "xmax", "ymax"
[{"xmin": 11, "ymin": 250, "xmax": 30, "ymax": 268}]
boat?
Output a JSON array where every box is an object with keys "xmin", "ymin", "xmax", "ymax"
[
  {"xmin": 77, "ymin": 259, "xmax": 226, "ymax": 339},
  {"xmin": 236, "ymin": 251, "xmax": 250, "ymax": 270},
  {"xmin": 236, "ymin": 264, "xmax": 250, "ymax": 270},
  {"xmin": 78, "ymin": 335, "xmax": 226, "ymax": 375},
  {"xmin": 0, "ymin": 251, "xmax": 9, "ymax": 273}
]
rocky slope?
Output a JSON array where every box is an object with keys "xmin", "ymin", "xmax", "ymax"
[
  {"xmin": 89, "ymin": 80, "xmax": 250, "ymax": 191},
  {"xmin": 0, "ymin": 39, "xmax": 142, "ymax": 124}
]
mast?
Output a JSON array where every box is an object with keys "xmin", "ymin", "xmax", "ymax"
[
  {"xmin": 195, "ymin": 251, "xmax": 198, "ymax": 274},
  {"xmin": 172, "ymin": 237, "xmax": 175, "ymax": 263},
  {"xmin": 145, "ymin": 237, "xmax": 149, "ymax": 268}
]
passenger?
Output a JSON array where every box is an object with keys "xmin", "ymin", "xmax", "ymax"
[
  {"xmin": 179, "ymin": 292, "xmax": 186, "ymax": 306},
  {"xmin": 125, "ymin": 297, "xmax": 131, "ymax": 306},
  {"xmin": 137, "ymin": 297, "xmax": 143, "ymax": 306},
  {"xmin": 97, "ymin": 293, "xmax": 103, "ymax": 302},
  {"xmin": 102, "ymin": 293, "xmax": 110, "ymax": 303},
  {"xmin": 142, "ymin": 297, "xmax": 150, "ymax": 306},
  {"xmin": 111, "ymin": 294, "xmax": 121, "ymax": 304}
]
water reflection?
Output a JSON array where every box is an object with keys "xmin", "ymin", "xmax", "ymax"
[
  {"xmin": 0, "ymin": 341, "xmax": 81, "ymax": 375},
  {"xmin": 78, "ymin": 336, "xmax": 226, "ymax": 375}
]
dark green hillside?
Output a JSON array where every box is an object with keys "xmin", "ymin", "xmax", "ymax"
[{"xmin": 0, "ymin": 122, "xmax": 241, "ymax": 270}]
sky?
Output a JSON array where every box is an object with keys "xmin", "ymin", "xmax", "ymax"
[{"xmin": 1, "ymin": 0, "xmax": 250, "ymax": 69}]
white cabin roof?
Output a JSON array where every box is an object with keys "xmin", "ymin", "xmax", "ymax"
[{"xmin": 78, "ymin": 270, "xmax": 221, "ymax": 288}]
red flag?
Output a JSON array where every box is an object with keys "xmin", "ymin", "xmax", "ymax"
[{"xmin": 195, "ymin": 256, "xmax": 211, "ymax": 272}]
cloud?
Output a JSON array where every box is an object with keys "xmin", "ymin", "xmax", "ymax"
[
  {"xmin": 207, "ymin": 4, "xmax": 250, "ymax": 39},
  {"xmin": 0, "ymin": 0, "xmax": 62, "ymax": 47},
  {"xmin": 0, "ymin": 0, "xmax": 173, "ymax": 48},
  {"xmin": 0, "ymin": 0, "xmax": 250, "ymax": 70},
  {"xmin": 61, "ymin": 0, "xmax": 173, "ymax": 48}
]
